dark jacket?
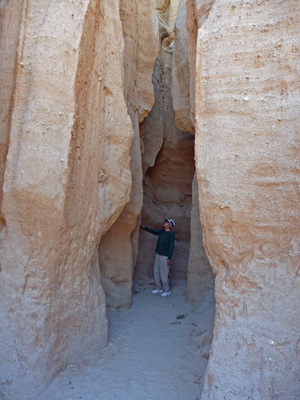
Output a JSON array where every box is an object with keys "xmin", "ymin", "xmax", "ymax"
[{"xmin": 145, "ymin": 227, "xmax": 175, "ymax": 260}]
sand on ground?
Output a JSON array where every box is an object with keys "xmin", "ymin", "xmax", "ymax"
[{"xmin": 38, "ymin": 279, "xmax": 214, "ymax": 400}]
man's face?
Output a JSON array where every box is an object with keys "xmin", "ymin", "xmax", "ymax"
[{"xmin": 164, "ymin": 220, "xmax": 170, "ymax": 230}]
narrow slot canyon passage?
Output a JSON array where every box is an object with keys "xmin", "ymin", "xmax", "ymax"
[
  {"xmin": 40, "ymin": 4, "xmax": 216, "ymax": 398},
  {"xmin": 39, "ymin": 282, "xmax": 214, "ymax": 400},
  {"xmin": 2, "ymin": 1, "xmax": 298, "ymax": 399}
]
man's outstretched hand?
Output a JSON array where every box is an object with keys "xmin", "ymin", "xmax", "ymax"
[{"xmin": 140, "ymin": 223, "xmax": 145, "ymax": 229}]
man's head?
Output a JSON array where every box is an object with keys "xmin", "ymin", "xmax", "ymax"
[{"xmin": 164, "ymin": 218, "xmax": 175, "ymax": 231}]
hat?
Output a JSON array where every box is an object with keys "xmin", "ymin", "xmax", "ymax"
[{"xmin": 165, "ymin": 218, "xmax": 175, "ymax": 229}]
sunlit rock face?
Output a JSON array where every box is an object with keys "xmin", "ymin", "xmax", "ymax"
[
  {"xmin": 1, "ymin": 0, "xmax": 299, "ymax": 399},
  {"xmin": 171, "ymin": 0, "xmax": 194, "ymax": 134},
  {"xmin": 191, "ymin": 0, "xmax": 300, "ymax": 399},
  {"xmin": 0, "ymin": 1, "xmax": 24, "ymax": 215},
  {"xmin": 0, "ymin": 1, "xmax": 134, "ymax": 398},
  {"xmin": 186, "ymin": 0, "xmax": 215, "ymax": 131}
]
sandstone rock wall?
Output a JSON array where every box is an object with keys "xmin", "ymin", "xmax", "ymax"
[
  {"xmin": 135, "ymin": 0, "xmax": 195, "ymax": 283},
  {"xmin": 99, "ymin": 0, "xmax": 159, "ymax": 310},
  {"xmin": 0, "ymin": 1, "xmax": 135, "ymax": 398},
  {"xmin": 156, "ymin": 0, "xmax": 182, "ymax": 38},
  {"xmin": 171, "ymin": 0, "xmax": 214, "ymax": 309},
  {"xmin": 192, "ymin": 0, "xmax": 300, "ymax": 398},
  {"xmin": 171, "ymin": 0, "xmax": 194, "ymax": 134},
  {"xmin": 0, "ymin": 0, "xmax": 24, "ymax": 220},
  {"xmin": 186, "ymin": 0, "xmax": 215, "ymax": 131},
  {"xmin": 2, "ymin": 0, "xmax": 299, "ymax": 398},
  {"xmin": 186, "ymin": 174, "xmax": 214, "ymax": 307}
]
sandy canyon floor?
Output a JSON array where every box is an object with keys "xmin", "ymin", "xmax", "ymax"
[{"xmin": 39, "ymin": 279, "xmax": 214, "ymax": 400}]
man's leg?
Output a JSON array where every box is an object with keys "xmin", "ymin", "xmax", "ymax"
[
  {"xmin": 159, "ymin": 255, "xmax": 170, "ymax": 293},
  {"xmin": 153, "ymin": 254, "xmax": 163, "ymax": 290}
]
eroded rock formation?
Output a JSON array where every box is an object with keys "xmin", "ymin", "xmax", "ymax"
[
  {"xmin": 0, "ymin": 1, "xmax": 23, "ymax": 218},
  {"xmin": 1, "ymin": 0, "xmax": 299, "ymax": 398},
  {"xmin": 186, "ymin": 174, "xmax": 214, "ymax": 307},
  {"xmin": 98, "ymin": 0, "xmax": 159, "ymax": 310},
  {"xmin": 171, "ymin": 0, "xmax": 194, "ymax": 134},
  {"xmin": 134, "ymin": 0, "xmax": 195, "ymax": 283},
  {"xmin": 0, "ymin": 0, "xmax": 150, "ymax": 397},
  {"xmin": 189, "ymin": 0, "xmax": 300, "ymax": 398},
  {"xmin": 171, "ymin": 0, "xmax": 214, "ymax": 308}
]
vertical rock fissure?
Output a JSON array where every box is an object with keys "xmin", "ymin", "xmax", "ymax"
[
  {"xmin": 169, "ymin": 1, "xmax": 216, "ymax": 396},
  {"xmin": 134, "ymin": 2, "xmax": 216, "ymax": 395},
  {"xmin": 135, "ymin": 2, "xmax": 195, "ymax": 286},
  {"xmin": 97, "ymin": 6, "xmax": 216, "ymax": 398},
  {"xmin": 98, "ymin": 0, "xmax": 159, "ymax": 311}
]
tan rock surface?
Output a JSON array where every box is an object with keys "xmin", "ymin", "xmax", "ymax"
[
  {"xmin": 135, "ymin": 2, "xmax": 195, "ymax": 283},
  {"xmin": 186, "ymin": 0, "xmax": 215, "ymax": 130},
  {"xmin": 171, "ymin": 0, "xmax": 194, "ymax": 134},
  {"xmin": 193, "ymin": 1, "xmax": 300, "ymax": 398},
  {"xmin": 0, "ymin": 1, "xmax": 133, "ymax": 398},
  {"xmin": 137, "ymin": 129, "xmax": 195, "ymax": 280},
  {"xmin": 141, "ymin": 0, "xmax": 184, "ymax": 176},
  {"xmin": 156, "ymin": 0, "xmax": 182, "ymax": 36},
  {"xmin": 99, "ymin": 0, "xmax": 159, "ymax": 310},
  {"xmin": 1, "ymin": 0, "xmax": 299, "ymax": 399},
  {"xmin": 186, "ymin": 174, "xmax": 214, "ymax": 307},
  {"xmin": 0, "ymin": 0, "xmax": 23, "ymax": 217},
  {"xmin": 170, "ymin": 0, "xmax": 215, "ymax": 311}
]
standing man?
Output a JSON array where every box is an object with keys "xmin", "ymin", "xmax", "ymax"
[{"xmin": 140, "ymin": 218, "xmax": 175, "ymax": 297}]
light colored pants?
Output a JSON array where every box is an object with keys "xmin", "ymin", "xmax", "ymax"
[{"xmin": 154, "ymin": 254, "xmax": 170, "ymax": 292}]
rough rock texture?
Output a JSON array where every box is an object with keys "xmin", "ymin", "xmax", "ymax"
[
  {"xmin": 171, "ymin": 0, "xmax": 214, "ymax": 309},
  {"xmin": 186, "ymin": 0, "xmax": 215, "ymax": 130},
  {"xmin": 1, "ymin": 0, "xmax": 299, "ymax": 399},
  {"xmin": 156, "ymin": 0, "xmax": 182, "ymax": 38},
  {"xmin": 192, "ymin": 1, "xmax": 300, "ymax": 399},
  {"xmin": 171, "ymin": 0, "xmax": 194, "ymax": 134},
  {"xmin": 0, "ymin": 1, "xmax": 134, "ymax": 398},
  {"xmin": 0, "ymin": 1, "xmax": 24, "ymax": 217},
  {"xmin": 135, "ymin": 0, "xmax": 195, "ymax": 283},
  {"xmin": 121, "ymin": 0, "xmax": 159, "ymax": 124},
  {"xmin": 186, "ymin": 174, "xmax": 214, "ymax": 307},
  {"xmin": 99, "ymin": 0, "xmax": 159, "ymax": 310}
]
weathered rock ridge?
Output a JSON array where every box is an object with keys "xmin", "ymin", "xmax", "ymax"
[
  {"xmin": 171, "ymin": 0, "xmax": 194, "ymax": 134},
  {"xmin": 98, "ymin": 0, "xmax": 159, "ymax": 310},
  {"xmin": 188, "ymin": 0, "xmax": 300, "ymax": 399},
  {"xmin": 0, "ymin": 0, "xmax": 157, "ymax": 397},
  {"xmin": 171, "ymin": 0, "xmax": 214, "ymax": 310}
]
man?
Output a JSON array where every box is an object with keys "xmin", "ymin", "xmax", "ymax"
[{"xmin": 140, "ymin": 218, "xmax": 175, "ymax": 297}]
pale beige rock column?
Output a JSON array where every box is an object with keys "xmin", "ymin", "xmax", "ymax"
[
  {"xmin": 98, "ymin": 0, "xmax": 159, "ymax": 310},
  {"xmin": 194, "ymin": 1, "xmax": 300, "ymax": 399},
  {"xmin": 0, "ymin": 1, "xmax": 133, "ymax": 398},
  {"xmin": 186, "ymin": 0, "xmax": 215, "ymax": 130},
  {"xmin": 171, "ymin": 0, "xmax": 214, "ymax": 307},
  {"xmin": 171, "ymin": 0, "xmax": 194, "ymax": 134},
  {"xmin": 0, "ymin": 0, "xmax": 24, "ymax": 218},
  {"xmin": 186, "ymin": 174, "xmax": 214, "ymax": 307}
]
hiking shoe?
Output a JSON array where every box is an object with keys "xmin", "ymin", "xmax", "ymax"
[
  {"xmin": 152, "ymin": 289, "xmax": 163, "ymax": 294},
  {"xmin": 161, "ymin": 291, "xmax": 172, "ymax": 297}
]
